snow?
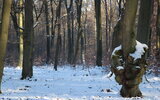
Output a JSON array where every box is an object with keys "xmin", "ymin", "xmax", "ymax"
[
  {"xmin": 112, "ymin": 41, "xmax": 148, "ymax": 61},
  {"xmin": 0, "ymin": 66, "xmax": 160, "ymax": 100},
  {"xmin": 136, "ymin": 66, "xmax": 141, "ymax": 69},
  {"xmin": 112, "ymin": 45, "xmax": 122, "ymax": 56},
  {"xmin": 116, "ymin": 66, "xmax": 124, "ymax": 70},
  {"xmin": 130, "ymin": 41, "xmax": 148, "ymax": 60}
]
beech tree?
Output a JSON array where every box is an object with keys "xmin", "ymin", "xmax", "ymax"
[
  {"xmin": 64, "ymin": 0, "xmax": 74, "ymax": 64},
  {"xmin": 137, "ymin": 0, "xmax": 152, "ymax": 47},
  {"xmin": 44, "ymin": 0, "xmax": 51, "ymax": 64},
  {"xmin": 111, "ymin": 0, "xmax": 148, "ymax": 97},
  {"xmin": 21, "ymin": 0, "xmax": 34, "ymax": 79},
  {"xmin": 0, "ymin": 0, "xmax": 12, "ymax": 93},
  {"xmin": 72, "ymin": 0, "xmax": 83, "ymax": 66},
  {"xmin": 18, "ymin": 0, "xmax": 24, "ymax": 68},
  {"xmin": 95, "ymin": 0, "xmax": 102, "ymax": 66},
  {"xmin": 54, "ymin": 0, "xmax": 62, "ymax": 71}
]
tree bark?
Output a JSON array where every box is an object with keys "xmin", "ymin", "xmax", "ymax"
[
  {"xmin": 137, "ymin": 0, "xmax": 152, "ymax": 46},
  {"xmin": 18, "ymin": 0, "xmax": 24, "ymax": 68},
  {"xmin": 111, "ymin": 0, "xmax": 148, "ymax": 97},
  {"xmin": 50, "ymin": 0, "xmax": 55, "ymax": 49},
  {"xmin": 65, "ymin": 0, "xmax": 74, "ymax": 64},
  {"xmin": 21, "ymin": 0, "xmax": 34, "ymax": 79},
  {"xmin": 72, "ymin": 0, "xmax": 83, "ymax": 66},
  {"xmin": 95, "ymin": 0, "xmax": 102, "ymax": 66},
  {"xmin": 44, "ymin": 0, "xmax": 51, "ymax": 64},
  {"xmin": 157, "ymin": 0, "xmax": 160, "ymax": 49},
  {"xmin": 121, "ymin": 0, "xmax": 139, "ymax": 96},
  {"xmin": 0, "ymin": 0, "xmax": 12, "ymax": 93},
  {"xmin": 54, "ymin": 0, "xmax": 62, "ymax": 71},
  {"xmin": 0, "ymin": 0, "xmax": 3, "ymax": 23}
]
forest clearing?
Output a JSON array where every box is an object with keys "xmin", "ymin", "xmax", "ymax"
[{"xmin": 0, "ymin": 0, "xmax": 160, "ymax": 99}]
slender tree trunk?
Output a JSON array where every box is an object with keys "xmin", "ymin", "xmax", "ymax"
[
  {"xmin": 44, "ymin": 0, "xmax": 51, "ymax": 64},
  {"xmin": 104, "ymin": 0, "xmax": 111, "ymax": 64},
  {"xmin": 21, "ymin": 0, "xmax": 34, "ymax": 79},
  {"xmin": 71, "ymin": 8, "xmax": 74, "ymax": 54},
  {"xmin": 54, "ymin": 0, "xmax": 62, "ymax": 71},
  {"xmin": 108, "ymin": 0, "xmax": 112, "ymax": 50},
  {"xmin": 50, "ymin": 0, "xmax": 55, "ymax": 48},
  {"xmin": 18, "ymin": 0, "xmax": 24, "ymax": 68},
  {"xmin": 0, "ymin": 0, "xmax": 12, "ymax": 93},
  {"xmin": 62, "ymin": 23, "xmax": 66, "ymax": 62},
  {"xmin": 80, "ymin": 31, "xmax": 85, "ymax": 64},
  {"xmin": 95, "ymin": 0, "xmax": 102, "ymax": 66},
  {"xmin": 137, "ymin": 0, "xmax": 152, "ymax": 46},
  {"xmin": 67, "ymin": 11, "xmax": 72, "ymax": 63},
  {"xmin": 104, "ymin": 0, "xmax": 108, "ymax": 51},
  {"xmin": 65, "ymin": 0, "xmax": 73, "ymax": 64},
  {"xmin": 72, "ymin": 0, "xmax": 83, "ymax": 66}
]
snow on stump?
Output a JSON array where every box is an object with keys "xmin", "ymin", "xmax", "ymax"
[{"xmin": 111, "ymin": 41, "xmax": 148, "ymax": 97}]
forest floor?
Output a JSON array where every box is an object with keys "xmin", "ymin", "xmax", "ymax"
[{"xmin": 0, "ymin": 65, "xmax": 160, "ymax": 100}]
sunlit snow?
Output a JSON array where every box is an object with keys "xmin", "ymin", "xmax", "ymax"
[
  {"xmin": 130, "ymin": 41, "xmax": 148, "ymax": 60},
  {"xmin": 0, "ymin": 66, "xmax": 159, "ymax": 100}
]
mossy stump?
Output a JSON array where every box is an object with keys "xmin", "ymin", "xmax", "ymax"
[{"xmin": 111, "ymin": 43, "xmax": 148, "ymax": 97}]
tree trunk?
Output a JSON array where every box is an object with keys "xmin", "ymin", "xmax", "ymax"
[
  {"xmin": 80, "ymin": 31, "xmax": 85, "ymax": 64},
  {"xmin": 50, "ymin": 0, "xmax": 55, "ymax": 48},
  {"xmin": 54, "ymin": 0, "xmax": 62, "ymax": 71},
  {"xmin": 18, "ymin": 0, "xmax": 24, "ymax": 68},
  {"xmin": 72, "ymin": 0, "xmax": 83, "ymax": 66},
  {"xmin": 44, "ymin": 0, "xmax": 51, "ymax": 64},
  {"xmin": 157, "ymin": 0, "xmax": 160, "ymax": 49},
  {"xmin": 62, "ymin": 23, "xmax": 66, "ymax": 61},
  {"xmin": 0, "ymin": 0, "xmax": 3, "ymax": 23},
  {"xmin": 0, "ymin": 0, "xmax": 12, "ymax": 93},
  {"xmin": 95, "ymin": 0, "xmax": 102, "ymax": 66},
  {"xmin": 71, "ymin": 8, "xmax": 74, "ymax": 56},
  {"xmin": 137, "ymin": 0, "xmax": 152, "ymax": 46},
  {"xmin": 111, "ymin": 0, "xmax": 148, "ymax": 97},
  {"xmin": 65, "ymin": 0, "xmax": 73, "ymax": 64},
  {"xmin": 21, "ymin": 0, "xmax": 34, "ymax": 79},
  {"xmin": 121, "ymin": 0, "xmax": 139, "ymax": 97}
]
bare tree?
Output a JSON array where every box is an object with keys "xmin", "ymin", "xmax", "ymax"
[
  {"xmin": 64, "ymin": 0, "xmax": 74, "ymax": 64},
  {"xmin": 54, "ymin": 0, "xmax": 62, "ymax": 71},
  {"xmin": 111, "ymin": 0, "xmax": 148, "ymax": 97},
  {"xmin": 0, "ymin": 0, "xmax": 12, "ymax": 93},
  {"xmin": 95, "ymin": 0, "xmax": 102, "ymax": 66},
  {"xmin": 21, "ymin": 0, "xmax": 34, "ymax": 79},
  {"xmin": 72, "ymin": 0, "xmax": 83, "ymax": 66}
]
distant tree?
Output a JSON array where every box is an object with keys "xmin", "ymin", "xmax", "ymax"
[
  {"xmin": 95, "ymin": 0, "xmax": 102, "ymax": 66},
  {"xmin": 72, "ymin": 0, "xmax": 83, "ymax": 66},
  {"xmin": 0, "ymin": 0, "xmax": 12, "ymax": 93},
  {"xmin": 21, "ymin": 0, "xmax": 34, "ymax": 79},
  {"xmin": 64, "ymin": 0, "xmax": 74, "ymax": 64},
  {"xmin": 54, "ymin": 0, "xmax": 62, "ymax": 71},
  {"xmin": 18, "ymin": 0, "xmax": 24, "ymax": 68},
  {"xmin": 44, "ymin": 0, "xmax": 51, "ymax": 64},
  {"xmin": 137, "ymin": 0, "xmax": 152, "ymax": 47},
  {"xmin": 50, "ymin": 0, "xmax": 55, "ymax": 49}
]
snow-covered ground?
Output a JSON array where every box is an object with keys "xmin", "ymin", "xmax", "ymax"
[{"xmin": 0, "ymin": 66, "xmax": 160, "ymax": 100}]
